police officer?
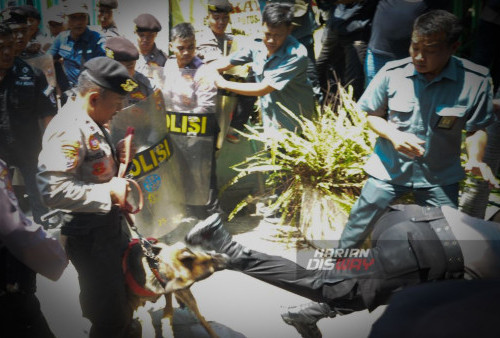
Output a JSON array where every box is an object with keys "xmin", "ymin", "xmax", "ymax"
[
  {"xmin": 197, "ymin": 0, "xmax": 234, "ymax": 63},
  {"xmin": 1, "ymin": 6, "xmax": 31, "ymax": 58},
  {"xmin": 0, "ymin": 22, "xmax": 57, "ymax": 227},
  {"xmin": 19, "ymin": 5, "xmax": 44, "ymax": 58},
  {"xmin": 37, "ymin": 57, "xmax": 140, "ymax": 338},
  {"xmin": 186, "ymin": 204, "xmax": 500, "ymax": 338},
  {"xmin": 0, "ymin": 158, "xmax": 68, "ymax": 338},
  {"xmin": 105, "ymin": 36, "xmax": 154, "ymax": 106},
  {"xmin": 133, "ymin": 13, "xmax": 167, "ymax": 79},
  {"xmin": 162, "ymin": 22, "xmax": 221, "ymax": 220},
  {"xmin": 40, "ymin": 4, "xmax": 66, "ymax": 52},
  {"xmin": 48, "ymin": 2, "xmax": 106, "ymax": 91},
  {"xmin": 92, "ymin": 0, "xmax": 120, "ymax": 39}
]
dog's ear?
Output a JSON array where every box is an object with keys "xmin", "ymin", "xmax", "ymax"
[{"xmin": 177, "ymin": 248, "xmax": 196, "ymax": 263}]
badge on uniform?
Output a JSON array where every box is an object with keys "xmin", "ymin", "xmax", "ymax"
[
  {"xmin": 88, "ymin": 134, "xmax": 101, "ymax": 151},
  {"xmin": 435, "ymin": 105, "xmax": 466, "ymax": 130},
  {"xmin": 61, "ymin": 141, "xmax": 81, "ymax": 170},
  {"xmin": 121, "ymin": 79, "xmax": 138, "ymax": 92},
  {"xmin": 92, "ymin": 162, "xmax": 105, "ymax": 176},
  {"xmin": 436, "ymin": 116, "xmax": 457, "ymax": 129}
]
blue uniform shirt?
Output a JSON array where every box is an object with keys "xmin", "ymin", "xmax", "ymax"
[
  {"xmin": 359, "ymin": 56, "xmax": 495, "ymax": 187},
  {"xmin": 47, "ymin": 28, "xmax": 106, "ymax": 86},
  {"xmin": 229, "ymin": 35, "xmax": 315, "ymax": 132}
]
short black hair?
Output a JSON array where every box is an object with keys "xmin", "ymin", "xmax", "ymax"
[
  {"xmin": 170, "ymin": 22, "xmax": 195, "ymax": 41},
  {"xmin": 413, "ymin": 10, "xmax": 462, "ymax": 45},
  {"xmin": 262, "ymin": 2, "xmax": 293, "ymax": 27},
  {"xmin": 0, "ymin": 24, "xmax": 12, "ymax": 37}
]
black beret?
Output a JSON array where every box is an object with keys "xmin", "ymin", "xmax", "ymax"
[
  {"xmin": 1, "ymin": 7, "xmax": 28, "ymax": 25},
  {"xmin": 97, "ymin": 0, "xmax": 118, "ymax": 9},
  {"xmin": 208, "ymin": 0, "xmax": 233, "ymax": 13},
  {"xmin": 19, "ymin": 5, "xmax": 41, "ymax": 20},
  {"xmin": 105, "ymin": 37, "xmax": 139, "ymax": 61},
  {"xmin": 83, "ymin": 57, "xmax": 138, "ymax": 95},
  {"xmin": 133, "ymin": 13, "xmax": 161, "ymax": 32}
]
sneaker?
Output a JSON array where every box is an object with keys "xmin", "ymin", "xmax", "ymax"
[
  {"xmin": 226, "ymin": 128, "xmax": 241, "ymax": 144},
  {"xmin": 281, "ymin": 302, "xmax": 335, "ymax": 338}
]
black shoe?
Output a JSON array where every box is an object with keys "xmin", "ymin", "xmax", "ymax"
[{"xmin": 281, "ymin": 302, "xmax": 336, "ymax": 338}]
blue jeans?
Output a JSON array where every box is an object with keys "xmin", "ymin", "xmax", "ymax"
[
  {"xmin": 364, "ymin": 48, "xmax": 395, "ymax": 88},
  {"xmin": 339, "ymin": 177, "xmax": 459, "ymax": 249}
]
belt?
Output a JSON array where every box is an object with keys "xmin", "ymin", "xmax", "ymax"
[{"xmin": 393, "ymin": 205, "xmax": 464, "ymax": 279}]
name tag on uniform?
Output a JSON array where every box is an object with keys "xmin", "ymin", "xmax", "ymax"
[
  {"xmin": 435, "ymin": 105, "xmax": 467, "ymax": 130},
  {"xmin": 61, "ymin": 44, "xmax": 72, "ymax": 51}
]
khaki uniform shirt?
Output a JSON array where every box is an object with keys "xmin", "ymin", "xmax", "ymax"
[{"xmin": 37, "ymin": 97, "xmax": 118, "ymax": 213}]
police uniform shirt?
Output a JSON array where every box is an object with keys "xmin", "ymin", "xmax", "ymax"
[
  {"xmin": 359, "ymin": 56, "xmax": 495, "ymax": 188},
  {"xmin": 37, "ymin": 97, "xmax": 118, "ymax": 213},
  {"xmin": 47, "ymin": 28, "xmax": 106, "ymax": 86},
  {"xmin": 90, "ymin": 23, "xmax": 120, "ymax": 39},
  {"xmin": 0, "ymin": 58, "xmax": 57, "ymax": 160},
  {"xmin": 126, "ymin": 71, "xmax": 154, "ymax": 106},
  {"xmin": 229, "ymin": 35, "xmax": 315, "ymax": 132},
  {"xmin": 135, "ymin": 44, "xmax": 167, "ymax": 77},
  {"xmin": 196, "ymin": 28, "xmax": 234, "ymax": 63},
  {"xmin": 161, "ymin": 56, "xmax": 217, "ymax": 115}
]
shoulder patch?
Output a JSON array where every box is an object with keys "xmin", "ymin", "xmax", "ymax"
[{"xmin": 61, "ymin": 141, "xmax": 81, "ymax": 170}]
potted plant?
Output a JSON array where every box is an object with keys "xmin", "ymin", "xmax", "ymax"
[{"xmin": 223, "ymin": 86, "xmax": 376, "ymax": 248}]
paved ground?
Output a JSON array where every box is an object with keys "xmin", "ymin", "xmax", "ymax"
[{"xmin": 35, "ymin": 137, "xmax": 386, "ymax": 338}]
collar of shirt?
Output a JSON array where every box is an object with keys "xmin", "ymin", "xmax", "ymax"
[
  {"xmin": 168, "ymin": 55, "xmax": 204, "ymax": 70},
  {"xmin": 66, "ymin": 27, "xmax": 92, "ymax": 44},
  {"xmin": 403, "ymin": 56, "xmax": 459, "ymax": 83},
  {"xmin": 145, "ymin": 44, "xmax": 161, "ymax": 58}
]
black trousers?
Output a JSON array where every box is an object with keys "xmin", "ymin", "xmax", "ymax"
[
  {"xmin": 316, "ymin": 28, "xmax": 367, "ymax": 101},
  {"xmin": 0, "ymin": 293, "xmax": 55, "ymax": 338},
  {"xmin": 65, "ymin": 218, "xmax": 136, "ymax": 338},
  {"xmin": 226, "ymin": 206, "xmax": 455, "ymax": 313}
]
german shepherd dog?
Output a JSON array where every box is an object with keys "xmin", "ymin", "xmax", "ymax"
[{"xmin": 123, "ymin": 239, "xmax": 228, "ymax": 337}]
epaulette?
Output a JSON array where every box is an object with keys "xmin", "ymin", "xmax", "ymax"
[
  {"xmin": 383, "ymin": 57, "xmax": 413, "ymax": 71},
  {"xmin": 457, "ymin": 57, "xmax": 490, "ymax": 77}
]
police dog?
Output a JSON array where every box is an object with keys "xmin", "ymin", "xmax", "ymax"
[{"xmin": 123, "ymin": 240, "xmax": 228, "ymax": 337}]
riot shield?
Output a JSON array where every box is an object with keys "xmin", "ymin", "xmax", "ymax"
[
  {"xmin": 161, "ymin": 68, "xmax": 217, "ymax": 207},
  {"xmin": 215, "ymin": 36, "xmax": 251, "ymax": 149},
  {"xmin": 110, "ymin": 90, "xmax": 186, "ymax": 238},
  {"xmin": 215, "ymin": 76, "xmax": 238, "ymax": 150},
  {"xmin": 24, "ymin": 54, "xmax": 57, "ymax": 88}
]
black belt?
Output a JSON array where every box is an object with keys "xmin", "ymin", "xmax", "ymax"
[{"xmin": 391, "ymin": 205, "xmax": 464, "ymax": 279}]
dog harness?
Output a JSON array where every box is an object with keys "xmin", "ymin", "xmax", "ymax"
[{"xmin": 122, "ymin": 238, "xmax": 169, "ymax": 297}]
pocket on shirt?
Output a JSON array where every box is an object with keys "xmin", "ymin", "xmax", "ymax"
[
  {"xmin": 388, "ymin": 99, "xmax": 414, "ymax": 129},
  {"xmin": 433, "ymin": 105, "xmax": 467, "ymax": 130}
]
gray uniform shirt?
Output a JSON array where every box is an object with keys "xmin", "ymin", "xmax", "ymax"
[{"xmin": 37, "ymin": 97, "xmax": 118, "ymax": 213}]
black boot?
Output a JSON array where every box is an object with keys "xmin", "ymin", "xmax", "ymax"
[
  {"xmin": 185, "ymin": 213, "xmax": 248, "ymax": 267},
  {"xmin": 281, "ymin": 302, "xmax": 336, "ymax": 338}
]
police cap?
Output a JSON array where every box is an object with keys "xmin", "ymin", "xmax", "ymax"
[
  {"xmin": 83, "ymin": 57, "xmax": 138, "ymax": 95},
  {"xmin": 97, "ymin": 0, "xmax": 118, "ymax": 9},
  {"xmin": 63, "ymin": 2, "xmax": 90, "ymax": 16},
  {"xmin": 105, "ymin": 36, "xmax": 139, "ymax": 61},
  {"xmin": 208, "ymin": 0, "xmax": 233, "ymax": 13},
  {"xmin": 133, "ymin": 13, "xmax": 161, "ymax": 32},
  {"xmin": 0, "ymin": 7, "xmax": 28, "ymax": 25}
]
